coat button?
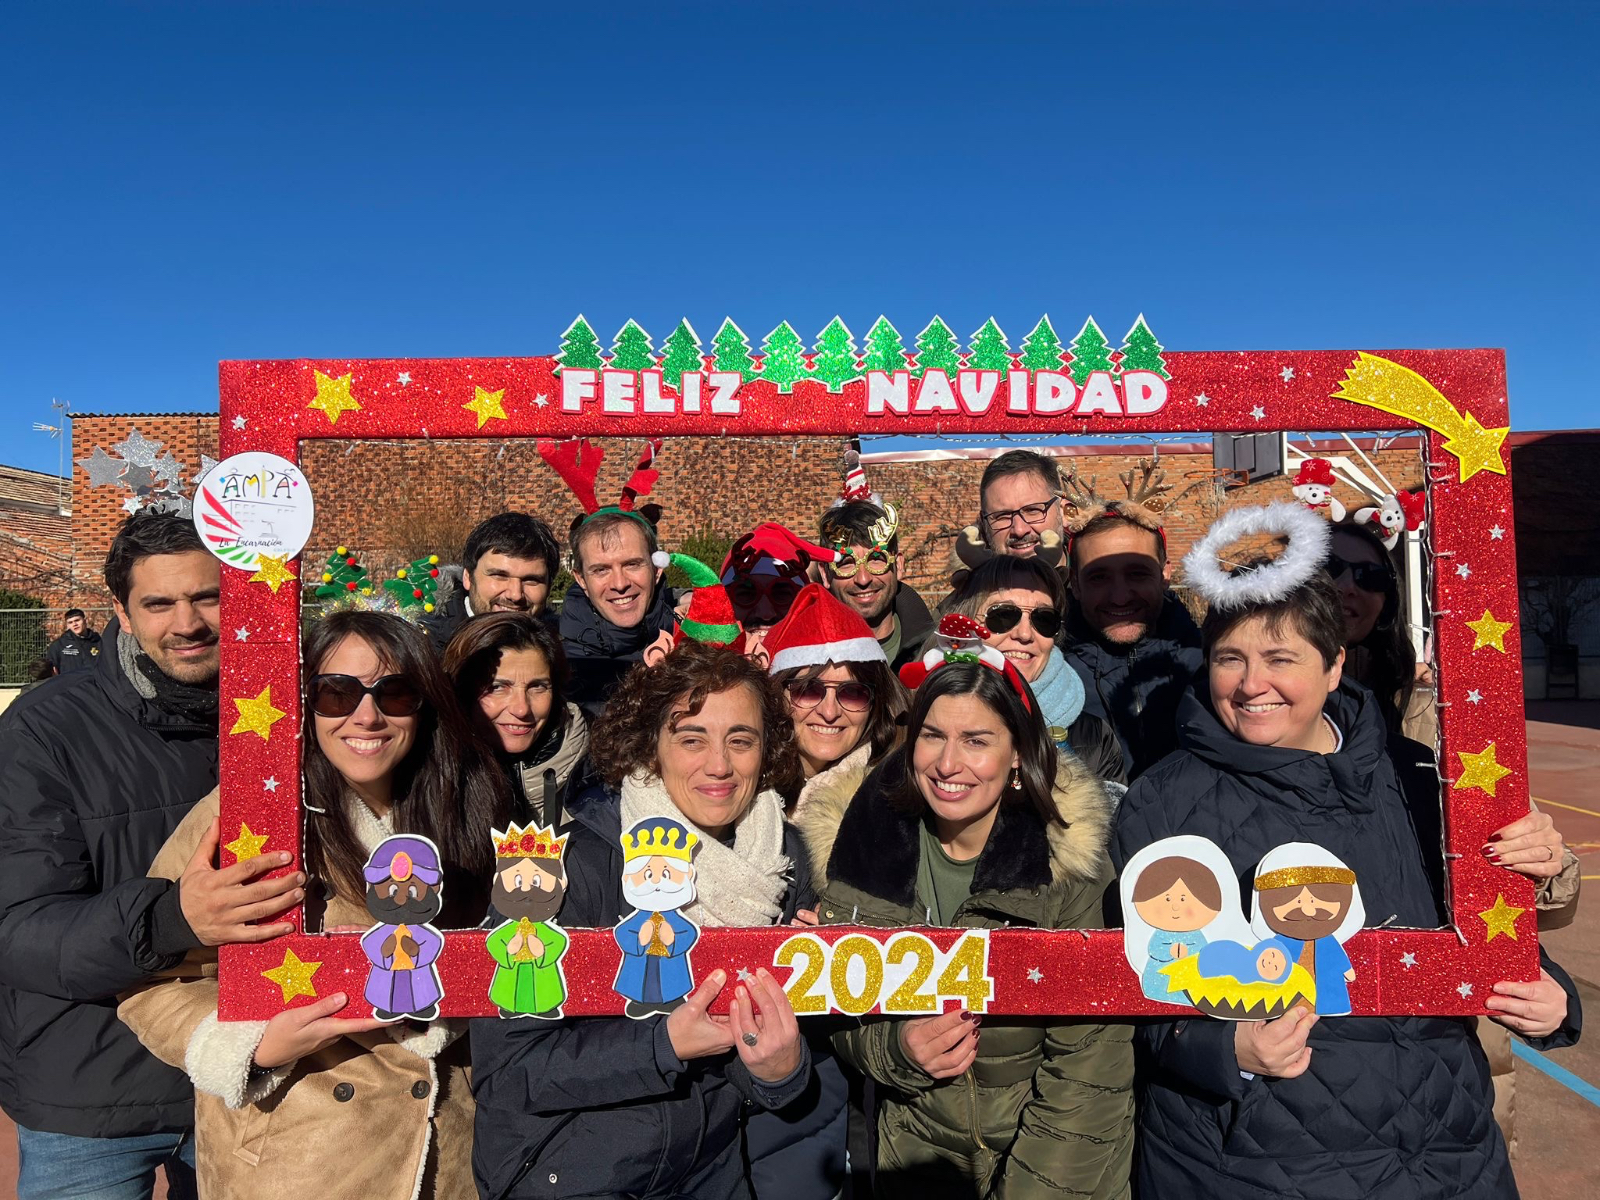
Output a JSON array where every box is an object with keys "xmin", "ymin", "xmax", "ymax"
[
  {"xmin": 333, "ymin": 1082, "xmax": 355, "ymax": 1102},
  {"xmin": 548, "ymin": 1173, "xmax": 558, "ymax": 1184},
  {"xmin": 411, "ymin": 1080, "xmax": 431, "ymax": 1099}
]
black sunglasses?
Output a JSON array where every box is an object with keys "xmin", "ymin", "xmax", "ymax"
[
  {"xmin": 309, "ymin": 673, "xmax": 425, "ymax": 719},
  {"xmin": 1325, "ymin": 554, "xmax": 1392, "ymax": 594},
  {"xmin": 786, "ymin": 679, "xmax": 874, "ymax": 713},
  {"xmin": 981, "ymin": 603, "xmax": 1062, "ymax": 639}
]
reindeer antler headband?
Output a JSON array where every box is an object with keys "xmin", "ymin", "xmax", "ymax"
[{"xmin": 536, "ymin": 437, "xmax": 662, "ymax": 527}]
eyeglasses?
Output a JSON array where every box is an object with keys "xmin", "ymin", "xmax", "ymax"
[
  {"xmin": 786, "ymin": 679, "xmax": 874, "ymax": 713},
  {"xmin": 982, "ymin": 496, "xmax": 1058, "ymax": 531},
  {"xmin": 1325, "ymin": 554, "xmax": 1392, "ymax": 594},
  {"xmin": 309, "ymin": 673, "xmax": 425, "ymax": 719},
  {"xmin": 981, "ymin": 604, "xmax": 1063, "ymax": 639},
  {"xmin": 831, "ymin": 548, "xmax": 894, "ymax": 578}
]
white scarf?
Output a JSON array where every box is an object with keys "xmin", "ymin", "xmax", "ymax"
[{"xmin": 619, "ymin": 772, "xmax": 792, "ymax": 927}]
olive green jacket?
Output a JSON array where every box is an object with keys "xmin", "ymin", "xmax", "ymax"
[{"xmin": 797, "ymin": 751, "xmax": 1133, "ymax": 1200}]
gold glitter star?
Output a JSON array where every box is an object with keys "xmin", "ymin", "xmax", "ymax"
[
  {"xmin": 1330, "ymin": 353, "xmax": 1508, "ymax": 482},
  {"xmin": 1466, "ymin": 608, "xmax": 1513, "ymax": 653},
  {"xmin": 307, "ymin": 370, "xmax": 362, "ymax": 425},
  {"xmin": 248, "ymin": 553, "xmax": 297, "ymax": 594},
  {"xmin": 1442, "ymin": 411, "xmax": 1510, "ymax": 484},
  {"xmin": 463, "ymin": 385, "xmax": 508, "ymax": 428},
  {"xmin": 224, "ymin": 823, "xmax": 270, "ymax": 862},
  {"xmin": 231, "ymin": 687, "xmax": 287, "ymax": 741},
  {"xmin": 1454, "ymin": 742, "xmax": 1513, "ymax": 797},
  {"xmin": 1478, "ymin": 893, "xmax": 1525, "ymax": 942},
  {"xmin": 261, "ymin": 949, "xmax": 321, "ymax": 1003}
]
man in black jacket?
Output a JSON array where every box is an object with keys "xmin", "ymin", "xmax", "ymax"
[
  {"xmin": 45, "ymin": 608, "xmax": 103, "ymax": 676},
  {"xmin": 0, "ymin": 514, "xmax": 302, "ymax": 1200},
  {"xmin": 818, "ymin": 499, "xmax": 933, "ymax": 672},
  {"xmin": 422, "ymin": 512, "xmax": 561, "ymax": 653}
]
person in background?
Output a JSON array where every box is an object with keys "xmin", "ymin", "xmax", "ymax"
[
  {"xmin": 722, "ymin": 523, "xmax": 841, "ymax": 636},
  {"xmin": 46, "ymin": 607, "xmax": 103, "ymax": 675},
  {"xmin": 444, "ymin": 611, "xmax": 591, "ymax": 828},
  {"xmin": 941, "ymin": 555, "xmax": 1125, "ymax": 784},
  {"xmin": 975, "ymin": 450, "xmax": 1068, "ymax": 563},
  {"xmin": 559, "ymin": 509, "xmax": 675, "ymax": 716},
  {"xmin": 423, "ymin": 513, "xmax": 561, "ymax": 652},
  {"xmin": 819, "ymin": 499, "xmax": 933, "ymax": 673}
]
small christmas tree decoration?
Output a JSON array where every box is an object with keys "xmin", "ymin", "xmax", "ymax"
[
  {"xmin": 556, "ymin": 315, "xmax": 605, "ymax": 373},
  {"xmin": 1066, "ymin": 316, "xmax": 1115, "ymax": 384},
  {"xmin": 966, "ymin": 318, "xmax": 1012, "ymax": 372},
  {"xmin": 757, "ymin": 321, "xmax": 808, "ymax": 393},
  {"xmin": 861, "ymin": 316, "xmax": 909, "ymax": 374},
  {"xmin": 1118, "ymin": 314, "xmax": 1170, "ymax": 379},
  {"xmin": 913, "ymin": 316, "xmax": 962, "ymax": 378},
  {"xmin": 1019, "ymin": 315, "xmax": 1065, "ymax": 372},
  {"xmin": 710, "ymin": 317, "xmax": 755, "ymax": 379},
  {"xmin": 659, "ymin": 320, "xmax": 705, "ymax": 390},
  {"xmin": 316, "ymin": 545, "xmax": 373, "ymax": 600},
  {"xmin": 385, "ymin": 554, "xmax": 442, "ymax": 613},
  {"xmin": 609, "ymin": 320, "xmax": 657, "ymax": 372},
  {"xmin": 811, "ymin": 317, "xmax": 860, "ymax": 392}
]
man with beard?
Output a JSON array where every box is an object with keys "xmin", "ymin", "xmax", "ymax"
[
  {"xmin": 360, "ymin": 835, "xmax": 447, "ymax": 1021},
  {"xmin": 0, "ymin": 513, "xmax": 301, "ymax": 1200},
  {"xmin": 977, "ymin": 450, "xmax": 1069, "ymax": 561},
  {"xmin": 423, "ymin": 512, "xmax": 560, "ymax": 652},
  {"xmin": 559, "ymin": 510, "xmax": 675, "ymax": 716},
  {"xmin": 612, "ymin": 818, "xmax": 700, "ymax": 1019},
  {"xmin": 485, "ymin": 823, "xmax": 571, "ymax": 1019},
  {"xmin": 1251, "ymin": 843, "xmax": 1364, "ymax": 1016},
  {"xmin": 818, "ymin": 500, "xmax": 933, "ymax": 673}
]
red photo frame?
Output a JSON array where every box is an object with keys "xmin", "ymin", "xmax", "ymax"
[{"xmin": 214, "ymin": 338, "xmax": 1536, "ymax": 1020}]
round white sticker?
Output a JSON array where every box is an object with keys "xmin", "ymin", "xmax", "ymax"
[{"xmin": 191, "ymin": 452, "xmax": 315, "ymax": 571}]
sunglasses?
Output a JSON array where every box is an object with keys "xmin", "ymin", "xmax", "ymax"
[
  {"xmin": 786, "ymin": 679, "xmax": 874, "ymax": 713},
  {"xmin": 981, "ymin": 603, "xmax": 1062, "ymax": 639},
  {"xmin": 831, "ymin": 548, "xmax": 894, "ymax": 578},
  {"xmin": 1325, "ymin": 554, "xmax": 1392, "ymax": 594},
  {"xmin": 309, "ymin": 673, "xmax": 426, "ymax": 719}
]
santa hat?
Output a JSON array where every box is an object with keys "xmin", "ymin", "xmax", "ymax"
[
  {"xmin": 897, "ymin": 613, "xmax": 1033, "ymax": 712},
  {"xmin": 662, "ymin": 552, "xmax": 745, "ymax": 650},
  {"xmin": 722, "ymin": 523, "xmax": 841, "ymax": 579},
  {"xmin": 762, "ymin": 584, "xmax": 885, "ymax": 675},
  {"xmin": 832, "ymin": 446, "xmax": 880, "ymax": 507},
  {"xmin": 1293, "ymin": 458, "xmax": 1337, "ymax": 487}
]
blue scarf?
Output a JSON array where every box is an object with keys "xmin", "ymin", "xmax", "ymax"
[{"xmin": 1033, "ymin": 647, "xmax": 1086, "ymax": 744}]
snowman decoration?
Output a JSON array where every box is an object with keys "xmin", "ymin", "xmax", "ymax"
[
  {"xmin": 897, "ymin": 613, "xmax": 1035, "ymax": 711},
  {"xmin": 1291, "ymin": 458, "xmax": 1345, "ymax": 521},
  {"xmin": 1353, "ymin": 489, "xmax": 1427, "ymax": 550}
]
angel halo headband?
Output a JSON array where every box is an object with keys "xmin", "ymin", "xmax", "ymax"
[{"xmin": 1181, "ymin": 501, "xmax": 1332, "ymax": 612}]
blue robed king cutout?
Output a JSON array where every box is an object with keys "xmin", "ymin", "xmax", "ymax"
[{"xmin": 613, "ymin": 816, "xmax": 703, "ymax": 1019}]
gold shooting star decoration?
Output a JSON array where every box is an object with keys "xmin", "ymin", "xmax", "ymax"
[{"xmin": 1330, "ymin": 353, "xmax": 1508, "ymax": 482}]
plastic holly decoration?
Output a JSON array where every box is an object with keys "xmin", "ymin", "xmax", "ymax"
[
  {"xmin": 556, "ymin": 315, "xmax": 604, "ymax": 374},
  {"xmin": 757, "ymin": 321, "xmax": 808, "ymax": 393},
  {"xmin": 1067, "ymin": 316, "xmax": 1115, "ymax": 384},
  {"xmin": 385, "ymin": 554, "xmax": 442, "ymax": 613},
  {"xmin": 810, "ymin": 317, "xmax": 859, "ymax": 392},
  {"xmin": 861, "ymin": 316, "xmax": 909, "ymax": 374},
  {"xmin": 1019, "ymin": 315, "xmax": 1065, "ymax": 372},
  {"xmin": 913, "ymin": 316, "xmax": 962, "ymax": 378},
  {"xmin": 315, "ymin": 546, "xmax": 371, "ymax": 600},
  {"xmin": 659, "ymin": 320, "xmax": 704, "ymax": 390},
  {"xmin": 609, "ymin": 320, "xmax": 656, "ymax": 372},
  {"xmin": 966, "ymin": 318, "xmax": 1012, "ymax": 372},
  {"xmin": 711, "ymin": 318, "xmax": 755, "ymax": 379},
  {"xmin": 1118, "ymin": 314, "xmax": 1170, "ymax": 379}
]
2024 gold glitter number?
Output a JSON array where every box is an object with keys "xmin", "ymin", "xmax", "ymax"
[{"xmin": 774, "ymin": 930, "xmax": 993, "ymax": 1016}]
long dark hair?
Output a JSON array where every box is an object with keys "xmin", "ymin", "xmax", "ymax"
[
  {"xmin": 892, "ymin": 661, "xmax": 1063, "ymax": 828},
  {"xmin": 1330, "ymin": 522, "xmax": 1416, "ymax": 732},
  {"xmin": 442, "ymin": 611, "xmax": 572, "ymax": 750},
  {"xmin": 771, "ymin": 657, "xmax": 908, "ymax": 772},
  {"xmin": 301, "ymin": 611, "xmax": 509, "ymax": 926}
]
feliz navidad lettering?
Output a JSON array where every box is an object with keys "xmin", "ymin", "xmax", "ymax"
[{"xmin": 557, "ymin": 367, "xmax": 1170, "ymax": 420}]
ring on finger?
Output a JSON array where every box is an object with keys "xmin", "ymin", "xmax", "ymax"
[{"xmin": 742, "ymin": 1032, "xmax": 758, "ymax": 1048}]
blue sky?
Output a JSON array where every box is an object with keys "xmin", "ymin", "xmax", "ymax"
[{"xmin": 1, "ymin": 1, "xmax": 1595, "ymax": 477}]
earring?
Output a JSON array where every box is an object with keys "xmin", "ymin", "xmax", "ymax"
[{"xmin": 1010, "ymin": 769, "xmax": 1022, "ymax": 791}]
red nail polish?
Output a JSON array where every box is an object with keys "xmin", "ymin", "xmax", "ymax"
[{"xmin": 959, "ymin": 1011, "xmax": 975, "ymax": 1022}]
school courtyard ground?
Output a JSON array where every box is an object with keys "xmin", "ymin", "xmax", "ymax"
[{"xmin": 1, "ymin": 704, "xmax": 1596, "ymax": 1199}]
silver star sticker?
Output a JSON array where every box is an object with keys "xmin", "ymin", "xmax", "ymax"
[
  {"xmin": 77, "ymin": 446, "xmax": 127, "ymax": 487},
  {"xmin": 121, "ymin": 496, "xmax": 142, "ymax": 514},
  {"xmin": 121, "ymin": 464, "xmax": 155, "ymax": 493},
  {"xmin": 262, "ymin": 777, "xmax": 279, "ymax": 792},
  {"xmin": 1400, "ymin": 952, "xmax": 1417, "ymax": 969},
  {"xmin": 1489, "ymin": 525, "xmax": 1504, "ymax": 540},
  {"xmin": 534, "ymin": 392, "xmax": 550, "ymax": 408},
  {"xmin": 1456, "ymin": 563, "xmax": 1471, "ymax": 579},
  {"xmin": 193, "ymin": 455, "xmax": 219, "ymax": 487},
  {"xmin": 1279, "ymin": 366, "xmax": 1295, "ymax": 382},
  {"xmin": 232, "ymin": 415, "xmax": 248, "ymax": 430},
  {"xmin": 1192, "ymin": 393, "xmax": 1210, "ymax": 406},
  {"xmin": 1026, "ymin": 967, "xmax": 1044, "ymax": 984},
  {"xmin": 736, "ymin": 967, "xmax": 756, "ymax": 984},
  {"xmin": 235, "ymin": 627, "xmax": 250, "ymax": 642},
  {"xmin": 112, "ymin": 428, "xmax": 163, "ymax": 466},
  {"xmin": 1250, "ymin": 405, "xmax": 1266, "ymax": 420},
  {"xmin": 397, "ymin": 371, "xmax": 412, "ymax": 385},
  {"xmin": 1457, "ymin": 982, "xmax": 1473, "ymax": 998},
  {"xmin": 151, "ymin": 451, "xmax": 184, "ymax": 487},
  {"xmin": 1466, "ymin": 689, "xmax": 1483, "ymax": 704}
]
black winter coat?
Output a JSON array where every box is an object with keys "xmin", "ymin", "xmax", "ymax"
[
  {"xmin": 558, "ymin": 581, "xmax": 677, "ymax": 718},
  {"xmin": 1112, "ymin": 679, "xmax": 1580, "ymax": 1199},
  {"xmin": 471, "ymin": 786, "xmax": 814, "ymax": 1200},
  {"xmin": 1062, "ymin": 593, "xmax": 1201, "ymax": 781},
  {"xmin": 421, "ymin": 580, "xmax": 561, "ymax": 655},
  {"xmin": 0, "ymin": 631, "xmax": 214, "ymax": 1137},
  {"xmin": 46, "ymin": 628, "xmax": 102, "ymax": 675}
]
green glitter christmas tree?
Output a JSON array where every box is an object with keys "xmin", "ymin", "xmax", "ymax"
[
  {"xmin": 1117, "ymin": 314, "xmax": 1170, "ymax": 379},
  {"xmin": 556, "ymin": 315, "xmax": 604, "ymax": 373},
  {"xmin": 967, "ymin": 318, "xmax": 1012, "ymax": 372},
  {"xmin": 861, "ymin": 316, "xmax": 909, "ymax": 374},
  {"xmin": 1019, "ymin": 315, "xmax": 1065, "ymax": 372},
  {"xmin": 811, "ymin": 317, "xmax": 859, "ymax": 392},
  {"xmin": 659, "ymin": 320, "xmax": 704, "ymax": 390},
  {"xmin": 315, "ymin": 546, "xmax": 372, "ymax": 601},
  {"xmin": 1067, "ymin": 317, "xmax": 1115, "ymax": 385},
  {"xmin": 757, "ymin": 322, "xmax": 808, "ymax": 393},
  {"xmin": 711, "ymin": 318, "xmax": 755, "ymax": 379},
  {"xmin": 609, "ymin": 320, "xmax": 656, "ymax": 372},
  {"xmin": 913, "ymin": 316, "xmax": 962, "ymax": 378},
  {"xmin": 385, "ymin": 554, "xmax": 442, "ymax": 614}
]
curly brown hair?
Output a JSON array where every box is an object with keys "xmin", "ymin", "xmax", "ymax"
[{"xmin": 591, "ymin": 641, "xmax": 801, "ymax": 793}]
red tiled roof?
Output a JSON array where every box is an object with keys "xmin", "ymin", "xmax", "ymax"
[{"xmin": 0, "ymin": 464, "xmax": 68, "ymax": 512}]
